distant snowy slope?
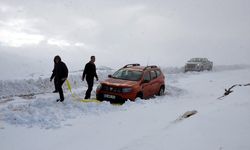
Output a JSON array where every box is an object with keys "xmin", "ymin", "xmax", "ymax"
[{"xmin": 161, "ymin": 64, "xmax": 250, "ymax": 74}]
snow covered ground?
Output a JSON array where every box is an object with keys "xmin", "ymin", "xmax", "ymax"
[{"xmin": 0, "ymin": 66, "xmax": 250, "ymax": 150}]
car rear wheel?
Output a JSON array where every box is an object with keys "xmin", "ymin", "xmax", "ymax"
[{"xmin": 157, "ymin": 86, "xmax": 165, "ymax": 96}]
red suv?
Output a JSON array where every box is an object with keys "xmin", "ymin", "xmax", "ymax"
[{"xmin": 96, "ymin": 64, "xmax": 165, "ymax": 103}]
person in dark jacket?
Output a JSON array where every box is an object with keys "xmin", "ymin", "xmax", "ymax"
[
  {"xmin": 50, "ymin": 59, "xmax": 59, "ymax": 93},
  {"xmin": 50, "ymin": 55, "xmax": 68, "ymax": 102},
  {"xmin": 82, "ymin": 56, "xmax": 98, "ymax": 99}
]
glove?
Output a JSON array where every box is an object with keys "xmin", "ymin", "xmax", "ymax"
[{"xmin": 96, "ymin": 77, "xmax": 99, "ymax": 81}]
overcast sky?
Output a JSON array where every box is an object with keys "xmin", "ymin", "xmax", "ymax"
[{"xmin": 0, "ymin": 0, "xmax": 249, "ymax": 76}]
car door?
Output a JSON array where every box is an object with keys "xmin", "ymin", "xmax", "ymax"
[
  {"xmin": 150, "ymin": 70, "xmax": 160, "ymax": 96},
  {"xmin": 141, "ymin": 71, "xmax": 152, "ymax": 98}
]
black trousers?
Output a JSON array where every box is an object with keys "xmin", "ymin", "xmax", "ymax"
[
  {"xmin": 85, "ymin": 77, "xmax": 94, "ymax": 99},
  {"xmin": 56, "ymin": 79, "xmax": 66, "ymax": 101},
  {"xmin": 54, "ymin": 77, "xmax": 58, "ymax": 91}
]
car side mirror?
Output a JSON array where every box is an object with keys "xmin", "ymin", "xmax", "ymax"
[{"xmin": 108, "ymin": 74, "xmax": 112, "ymax": 78}]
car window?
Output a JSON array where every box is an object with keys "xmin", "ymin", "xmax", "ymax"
[
  {"xmin": 143, "ymin": 71, "xmax": 150, "ymax": 81},
  {"xmin": 156, "ymin": 70, "xmax": 161, "ymax": 77},
  {"xmin": 150, "ymin": 70, "xmax": 157, "ymax": 80},
  {"xmin": 113, "ymin": 68, "xmax": 143, "ymax": 81}
]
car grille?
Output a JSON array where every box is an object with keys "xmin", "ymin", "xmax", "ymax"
[
  {"xmin": 186, "ymin": 64, "xmax": 196, "ymax": 68},
  {"xmin": 101, "ymin": 85, "xmax": 122, "ymax": 93}
]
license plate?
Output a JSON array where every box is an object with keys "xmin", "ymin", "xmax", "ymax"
[{"xmin": 104, "ymin": 94, "xmax": 116, "ymax": 99}]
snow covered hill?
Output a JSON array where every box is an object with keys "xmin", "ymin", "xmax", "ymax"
[{"xmin": 0, "ymin": 67, "xmax": 250, "ymax": 150}]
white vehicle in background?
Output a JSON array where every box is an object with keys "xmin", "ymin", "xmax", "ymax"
[{"xmin": 184, "ymin": 58, "xmax": 213, "ymax": 72}]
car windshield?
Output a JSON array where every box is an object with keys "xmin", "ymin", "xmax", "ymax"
[
  {"xmin": 189, "ymin": 58, "xmax": 203, "ymax": 62},
  {"xmin": 112, "ymin": 68, "xmax": 143, "ymax": 81}
]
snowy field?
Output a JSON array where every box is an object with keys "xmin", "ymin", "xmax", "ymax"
[{"xmin": 0, "ymin": 66, "xmax": 250, "ymax": 150}]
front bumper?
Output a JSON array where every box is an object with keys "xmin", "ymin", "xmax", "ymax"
[
  {"xmin": 185, "ymin": 66, "xmax": 203, "ymax": 72},
  {"xmin": 96, "ymin": 90, "xmax": 137, "ymax": 103}
]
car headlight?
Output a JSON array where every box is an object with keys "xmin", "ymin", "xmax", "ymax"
[
  {"xmin": 122, "ymin": 87, "xmax": 132, "ymax": 93},
  {"xmin": 97, "ymin": 84, "xmax": 102, "ymax": 90}
]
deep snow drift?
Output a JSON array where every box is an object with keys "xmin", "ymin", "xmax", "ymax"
[{"xmin": 0, "ymin": 66, "xmax": 250, "ymax": 150}]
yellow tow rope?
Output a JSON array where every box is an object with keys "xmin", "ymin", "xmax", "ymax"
[{"xmin": 66, "ymin": 79, "xmax": 101, "ymax": 103}]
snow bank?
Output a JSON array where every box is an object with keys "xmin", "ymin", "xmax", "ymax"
[
  {"xmin": 0, "ymin": 68, "xmax": 114, "ymax": 99},
  {"xmin": 0, "ymin": 78, "xmax": 52, "ymax": 99},
  {"xmin": 0, "ymin": 96, "xmax": 120, "ymax": 129},
  {"xmin": 0, "ymin": 83, "xmax": 185, "ymax": 129}
]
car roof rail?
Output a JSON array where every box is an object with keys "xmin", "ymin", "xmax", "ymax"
[
  {"xmin": 123, "ymin": 63, "xmax": 140, "ymax": 68},
  {"xmin": 143, "ymin": 65, "xmax": 158, "ymax": 70}
]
